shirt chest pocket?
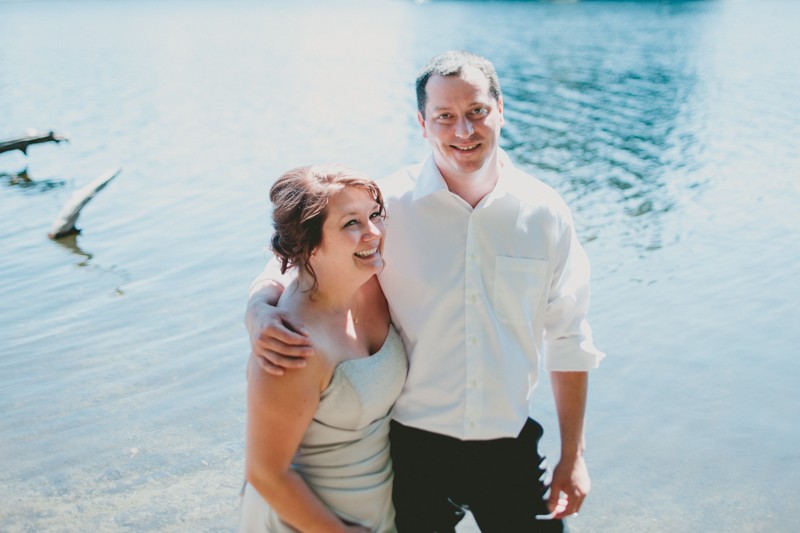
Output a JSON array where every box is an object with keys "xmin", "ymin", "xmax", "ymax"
[{"xmin": 493, "ymin": 257, "xmax": 549, "ymax": 325}]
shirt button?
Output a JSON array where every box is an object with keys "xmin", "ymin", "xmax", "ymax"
[
  {"xmin": 469, "ymin": 337, "xmax": 478, "ymax": 346},
  {"xmin": 469, "ymin": 379, "xmax": 479, "ymax": 388},
  {"xmin": 470, "ymin": 252, "xmax": 478, "ymax": 262},
  {"xmin": 469, "ymin": 420, "xmax": 476, "ymax": 429},
  {"xmin": 469, "ymin": 294, "xmax": 478, "ymax": 304}
]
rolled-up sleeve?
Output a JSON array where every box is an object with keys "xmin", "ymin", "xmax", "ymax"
[
  {"xmin": 543, "ymin": 212, "xmax": 605, "ymax": 371},
  {"xmin": 247, "ymin": 243, "xmax": 296, "ymax": 297}
]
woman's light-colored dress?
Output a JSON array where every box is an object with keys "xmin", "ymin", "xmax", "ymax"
[{"xmin": 239, "ymin": 325, "xmax": 407, "ymax": 533}]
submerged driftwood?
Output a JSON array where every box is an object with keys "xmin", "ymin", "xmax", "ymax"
[
  {"xmin": 49, "ymin": 167, "xmax": 122, "ymax": 240},
  {"xmin": 0, "ymin": 130, "xmax": 68, "ymax": 155}
]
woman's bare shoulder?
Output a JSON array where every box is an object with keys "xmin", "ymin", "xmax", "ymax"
[{"xmin": 359, "ymin": 275, "xmax": 388, "ymax": 316}]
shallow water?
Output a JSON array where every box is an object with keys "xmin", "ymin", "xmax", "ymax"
[{"xmin": 1, "ymin": 0, "xmax": 799, "ymax": 531}]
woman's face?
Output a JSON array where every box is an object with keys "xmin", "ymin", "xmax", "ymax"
[{"xmin": 312, "ymin": 186, "xmax": 386, "ymax": 282}]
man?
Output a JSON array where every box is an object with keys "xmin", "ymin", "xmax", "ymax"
[{"xmin": 246, "ymin": 50, "xmax": 604, "ymax": 532}]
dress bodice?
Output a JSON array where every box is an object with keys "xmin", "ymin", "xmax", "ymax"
[{"xmin": 239, "ymin": 325, "xmax": 407, "ymax": 533}]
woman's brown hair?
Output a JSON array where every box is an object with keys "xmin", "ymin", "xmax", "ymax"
[{"xmin": 269, "ymin": 164, "xmax": 384, "ymax": 293}]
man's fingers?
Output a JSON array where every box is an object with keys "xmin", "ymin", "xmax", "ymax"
[
  {"xmin": 266, "ymin": 350, "xmax": 308, "ymax": 369},
  {"xmin": 257, "ymin": 336, "xmax": 314, "ymax": 359},
  {"xmin": 256, "ymin": 354, "xmax": 285, "ymax": 376},
  {"xmin": 546, "ymin": 486, "xmax": 562, "ymax": 513},
  {"xmin": 279, "ymin": 315, "xmax": 310, "ymax": 339},
  {"xmin": 254, "ymin": 348, "xmax": 309, "ymax": 373},
  {"xmin": 249, "ymin": 308, "xmax": 314, "ymax": 374},
  {"xmin": 263, "ymin": 321, "xmax": 311, "ymax": 349},
  {"xmin": 572, "ymin": 493, "xmax": 585, "ymax": 513},
  {"xmin": 254, "ymin": 330, "xmax": 313, "ymax": 369},
  {"xmin": 550, "ymin": 491, "xmax": 584, "ymax": 519}
]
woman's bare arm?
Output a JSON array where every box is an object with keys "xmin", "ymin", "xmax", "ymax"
[{"xmin": 245, "ymin": 354, "xmax": 366, "ymax": 532}]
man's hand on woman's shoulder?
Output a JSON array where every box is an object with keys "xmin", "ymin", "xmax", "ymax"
[{"xmin": 245, "ymin": 286, "xmax": 315, "ymax": 376}]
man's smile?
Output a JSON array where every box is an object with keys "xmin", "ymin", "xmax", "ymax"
[{"xmin": 452, "ymin": 143, "xmax": 481, "ymax": 151}]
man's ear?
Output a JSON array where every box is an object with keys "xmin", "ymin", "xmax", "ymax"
[
  {"xmin": 417, "ymin": 111, "xmax": 428, "ymax": 139},
  {"xmin": 497, "ymin": 96, "xmax": 505, "ymax": 127}
]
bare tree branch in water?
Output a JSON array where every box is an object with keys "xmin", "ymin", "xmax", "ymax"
[
  {"xmin": 0, "ymin": 130, "xmax": 68, "ymax": 155},
  {"xmin": 49, "ymin": 167, "xmax": 122, "ymax": 240}
]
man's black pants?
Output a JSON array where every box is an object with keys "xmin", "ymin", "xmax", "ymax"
[{"xmin": 389, "ymin": 418, "xmax": 564, "ymax": 533}]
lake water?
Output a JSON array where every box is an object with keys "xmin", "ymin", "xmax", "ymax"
[{"xmin": 1, "ymin": 0, "xmax": 799, "ymax": 531}]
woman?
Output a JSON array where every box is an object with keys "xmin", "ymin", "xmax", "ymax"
[{"xmin": 239, "ymin": 164, "xmax": 406, "ymax": 532}]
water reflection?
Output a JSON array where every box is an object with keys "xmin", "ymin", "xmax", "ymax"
[
  {"xmin": 50, "ymin": 233, "xmax": 129, "ymax": 295},
  {"xmin": 51, "ymin": 232, "xmax": 93, "ymax": 265},
  {"xmin": 1, "ymin": 169, "xmax": 65, "ymax": 191}
]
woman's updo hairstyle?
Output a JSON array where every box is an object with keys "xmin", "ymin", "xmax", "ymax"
[{"xmin": 269, "ymin": 164, "xmax": 384, "ymax": 293}]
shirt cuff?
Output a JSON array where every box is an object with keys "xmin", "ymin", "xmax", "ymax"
[
  {"xmin": 543, "ymin": 332, "xmax": 605, "ymax": 372},
  {"xmin": 248, "ymin": 255, "xmax": 293, "ymax": 298}
]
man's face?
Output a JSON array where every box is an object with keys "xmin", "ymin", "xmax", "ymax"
[{"xmin": 418, "ymin": 66, "xmax": 504, "ymax": 183}]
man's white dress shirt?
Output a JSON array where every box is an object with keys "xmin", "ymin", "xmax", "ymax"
[{"xmin": 378, "ymin": 151, "xmax": 604, "ymax": 440}]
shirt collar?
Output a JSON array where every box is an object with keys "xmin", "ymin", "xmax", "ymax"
[
  {"xmin": 412, "ymin": 154, "xmax": 449, "ymax": 201},
  {"xmin": 412, "ymin": 149, "xmax": 515, "ymax": 203},
  {"xmin": 488, "ymin": 149, "xmax": 512, "ymax": 201}
]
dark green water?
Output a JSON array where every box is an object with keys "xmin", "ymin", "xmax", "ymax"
[{"xmin": 1, "ymin": 0, "xmax": 799, "ymax": 531}]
